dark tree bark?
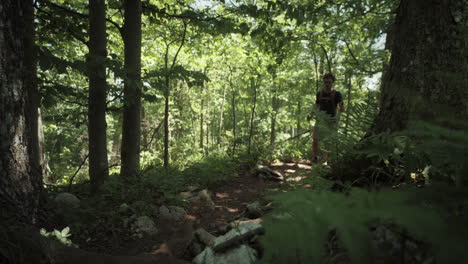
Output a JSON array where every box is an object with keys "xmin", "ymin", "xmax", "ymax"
[
  {"xmin": 0, "ymin": 0, "xmax": 43, "ymax": 223},
  {"xmin": 88, "ymin": 0, "xmax": 109, "ymax": 192},
  {"xmin": 334, "ymin": 0, "xmax": 468, "ymax": 183},
  {"xmin": 370, "ymin": 0, "xmax": 468, "ymax": 134},
  {"xmin": 120, "ymin": 0, "xmax": 142, "ymax": 178}
]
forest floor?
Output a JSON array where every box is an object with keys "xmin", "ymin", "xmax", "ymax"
[{"xmin": 72, "ymin": 160, "xmax": 319, "ymax": 261}]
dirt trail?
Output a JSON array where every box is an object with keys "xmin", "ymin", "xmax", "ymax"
[
  {"xmin": 78, "ymin": 161, "xmax": 315, "ymax": 262},
  {"xmin": 188, "ymin": 161, "xmax": 313, "ymax": 233}
]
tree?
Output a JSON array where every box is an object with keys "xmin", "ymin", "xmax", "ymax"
[
  {"xmin": 120, "ymin": 0, "xmax": 142, "ymax": 179},
  {"xmin": 88, "ymin": 0, "xmax": 109, "ymax": 192},
  {"xmin": 335, "ymin": 0, "xmax": 468, "ymax": 183},
  {"xmin": 370, "ymin": 0, "xmax": 468, "ymax": 133},
  {"xmin": 0, "ymin": 0, "xmax": 43, "ymax": 222}
]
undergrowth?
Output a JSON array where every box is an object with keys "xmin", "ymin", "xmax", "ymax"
[{"xmin": 260, "ymin": 117, "xmax": 468, "ymax": 263}]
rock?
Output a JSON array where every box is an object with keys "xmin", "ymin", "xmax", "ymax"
[
  {"xmin": 195, "ymin": 228, "xmax": 216, "ymax": 247},
  {"xmin": 132, "ymin": 216, "xmax": 158, "ymax": 236},
  {"xmin": 54, "ymin": 192, "xmax": 80, "ymax": 210},
  {"xmin": 193, "ymin": 245, "xmax": 257, "ymax": 264},
  {"xmin": 246, "ymin": 202, "xmax": 263, "ymax": 218},
  {"xmin": 197, "ymin": 189, "xmax": 216, "ymax": 210},
  {"xmin": 255, "ymin": 165, "xmax": 284, "ymax": 181},
  {"xmin": 229, "ymin": 218, "xmax": 262, "ymax": 229},
  {"xmin": 370, "ymin": 222, "xmax": 434, "ymax": 264},
  {"xmin": 159, "ymin": 205, "xmax": 186, "ymax": 221},
  {"xmin": 186, "ymin": 185, "xmax": 200, "ymax": 192},
  {"xmin": 213, "ymin": 222, "xmax": 264, "ymax": 252},
  {"xmin": 179, "ymin": 191, "xmax": 194, "ymax": 199}
]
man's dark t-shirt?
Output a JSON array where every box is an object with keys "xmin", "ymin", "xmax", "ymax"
[{"xmin": 315, "ymin": 90, "xmax": 343, "ymax": 117}]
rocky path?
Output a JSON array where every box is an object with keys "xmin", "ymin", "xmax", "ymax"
[
  {"xmin": 146, "ymin": 161, "xmax": 315, "ymax": 263},
  {"xmin": 49, "ymin": 161, "xmax": 315, "ymax": 264}
]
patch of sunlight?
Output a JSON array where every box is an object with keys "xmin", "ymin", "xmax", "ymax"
[
  {"xmin": 271, "ymin": 162, "xmax": 284, "ymax": 166},
  {"xmin": 285, "ymin": 169, "xmax": 296, "ymax": 174},
  {"xmin": 216, "ymin": 192, "xmax": 230, "ymax": 199},
  {"xmin": 227, "ymin": 207, "xmax": 239, "ymax": 213},
  {"xmin": 286, "ymin": 176, "xmax": 306, "ymax": 182},
  {"xmin": 233, "ymin": 189, "xmax": 242, "ymax": 194},
  {"xmin": 285, "ymin": 163, "xmax": 295, "ymax": 167},
  {"xmin": 185, "ymin": 214, "xmax": 197, "ymax": 220},
  {"xmin": 297, "ymin": 163, "xmax": 312, "ymax": 170}
]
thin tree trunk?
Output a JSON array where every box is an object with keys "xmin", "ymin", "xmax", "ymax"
[
  {"xmin": 0, "ymin": 0, "xmax": 44, "ymax": 222},
  {"xmin": 120, "ymin": 0, "xmax": 142, "ymax": 179},
  {"xmin": 111, "ymin": 113, "xmax": 122, "ymax": 165},
  {"xmin": 312, "ymin": 52, "xmax": 319, "ymax": 94},
  {"xmin": 218, "ymin": 84, "xmax": 226, "ymax": 145},
  {"xmin": 229, "ymin": 71, "xmax": 237, "ymax": 155},
  {"xmin": 200, "ymin": 84, "xmax": 204, "ymax": 149},
  {"xmin": 88, "ymin": 0, "xmax": 109, "ymax": 192},
  {"xmin": 163, "ymin": 23, "xmax": 187, "ymax": 168},
  {"xmin": 270, "ymin": 82, "xmax": 278, "ymax": 148},
  {"xmin": 344, "ymin": 72, "xmax": 352, "ymax": 136},
  {"xmin": 164, "ymin": 76, "xmax": 170, "ymax": 167},
  {"xmin": 248, "ymin": 77, "xmax": 258, "ymax": 155}
]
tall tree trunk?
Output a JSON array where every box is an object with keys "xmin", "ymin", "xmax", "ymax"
[
  {"xmin": 335, "ymin": 0, "xmax": 468, "ymax": 183},
  {"xmin": 371, "ymin": 0, "xmax": 468, "ymax": 134},
  {"xmin": 88, "ymin": 0, "xmax": 109, "ymax": 192},
  {"xmin": 120, "ymin": 0, "xmax": 142, "ymax": 178},
  {"xmin": 0, "ymin": 0, "xmax": 43, "ymax": 222},
  {"xmin": 248, "ymin": 77, "xmax": 258, "ymax": 155}
]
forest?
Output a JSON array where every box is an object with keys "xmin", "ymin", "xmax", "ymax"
[{"xmin": 0, "ymin": 0, "xmax": 467, "ymax": 263}]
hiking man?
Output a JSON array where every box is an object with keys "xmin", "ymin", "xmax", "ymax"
[{"xmin": 307, "ymin": 73, "xmax": 345, "ymax": 164}]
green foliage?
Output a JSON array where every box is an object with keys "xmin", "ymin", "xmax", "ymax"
[
  {"xmin": 39, "ymin": 227, "xmax": 76, "ymax": 248},
  {"xmin": 0, "ymin": 222, "xmax": 46, "ymax": 264},
  {"xmin": 260, "ymin": 186, "xmax": 468, "ymax": 264}
]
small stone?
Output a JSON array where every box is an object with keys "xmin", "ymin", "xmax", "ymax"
[
  {"xmin": 132, "ymin": 216, "xmax": 158, "ymax": 236},
  {"xmin": 179, "ymin": 191, "xmax": 193, "ymax": 199},
  {"xmin": 198, "ymin": 189, "xmax": 216, "ymax": 210},
  {"xmin": 195, "ymin": 228, "xmax": 216, "ymax": 246},
  {"xmin": 193, "ymin": 245, "xmax": 257, "ymax": 264},
  {"xmin": 159, "ymin": 205, "xmax": 186, "ymax": 220},
  {"xmin": 246, "ymin": 202, "xmax": 263, "ymax": 218}
]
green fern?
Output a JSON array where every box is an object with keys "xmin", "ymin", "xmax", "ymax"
[{"xmin": 259, "ymin": 187, "xmax": 468, "ymax": 264}]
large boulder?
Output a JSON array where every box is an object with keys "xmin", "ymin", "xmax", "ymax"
[
  {"xmin": 54, "ymin": 192, "xmax": 80, "ymax": 211},
  {"xmin": 193, "ymin": 245, "xmax": 257, "ymax": 264}
]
